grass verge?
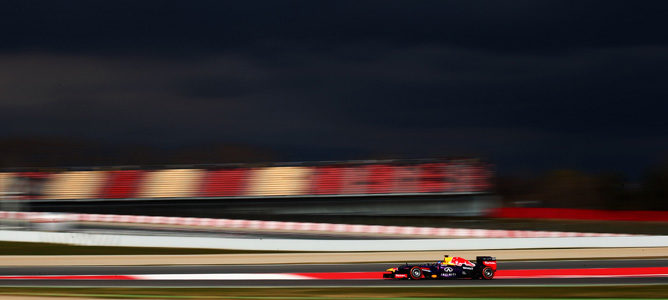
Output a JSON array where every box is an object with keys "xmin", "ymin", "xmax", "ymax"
[{"xmin": 0, "ymin": 286, "xmax": 667, "ymax": 299}]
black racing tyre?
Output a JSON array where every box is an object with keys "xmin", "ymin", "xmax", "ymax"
[
  {"xmin": 481, "ymin": 266, "xmax": 495, "ymax": 280},
  {"xmin": 409, "ymin": 266, "xmax": 423, "ymax": 280}
]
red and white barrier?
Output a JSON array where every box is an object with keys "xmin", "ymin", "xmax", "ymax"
[{"xmin": 0, "ymin": 211, "xmax": 633, "ymax": 238}]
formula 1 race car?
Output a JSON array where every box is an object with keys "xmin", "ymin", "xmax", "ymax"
[{"xmin": 383, "ymin": 255, "xmax": 496, "ymax": 280}]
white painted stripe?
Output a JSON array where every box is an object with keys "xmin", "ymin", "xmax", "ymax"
[
  {"xmin": 0, "ymin": 229, "xmax": 664, "ymax": 251},
  {"xmin": 3, "ymin": 271, "xmax": 667, "ymax": 281},
  {"xmin": 134, "ymin": 273, "xmax": 312, "ymax": 280}
]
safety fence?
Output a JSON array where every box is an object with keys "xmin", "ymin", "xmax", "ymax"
[{"xmin": 0, "ymin": 159, "xmax": 491, "ymax": 201}]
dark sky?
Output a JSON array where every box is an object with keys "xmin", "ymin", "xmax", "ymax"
[{"xmin": 1, "ymin": 0, "xmax": 667, "ymax": 176}]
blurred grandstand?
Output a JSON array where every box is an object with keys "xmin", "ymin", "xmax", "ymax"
[{"xmin": 0, "ymin": 159, "xmax": 496, "ymax": 219}]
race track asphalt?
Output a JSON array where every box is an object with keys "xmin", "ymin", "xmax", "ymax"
[{"xmin": 0, "ymin": 259, "xmax": 665, "ymax": 287}]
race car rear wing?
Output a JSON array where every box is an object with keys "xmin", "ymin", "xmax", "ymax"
[{"xmin": 476, "ymin": 256, "xmax": 497, "ymax": 270}]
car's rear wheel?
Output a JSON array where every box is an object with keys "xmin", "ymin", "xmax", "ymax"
[
  {"xmin": 481, "ymin": 266, "xmax": 494, "ymax": 280},
  {"xmin": 409, "ymin": 267, "xmax": 423, "ymax": 280}
]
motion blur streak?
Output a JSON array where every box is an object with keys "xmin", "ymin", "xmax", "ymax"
[{"xmin": 1, "ymin": 267, "xmax": 666, "ymax": 280}]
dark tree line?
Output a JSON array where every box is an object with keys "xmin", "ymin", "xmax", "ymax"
[{"xmin": 497, "ymin": 165, "xmax": 668, "ymax": 210}]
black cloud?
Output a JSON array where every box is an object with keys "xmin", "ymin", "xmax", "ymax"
[{"xmin": 0, "ymin": 1, "xmax": 666, "ymax": 176}]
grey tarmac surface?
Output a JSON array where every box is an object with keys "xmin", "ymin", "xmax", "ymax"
[
  {"xmin": 0, "ymin": 259, "xmax": 666, "ymax": 275},
  {"xmin": 4, "ymin": 248, "xmax": 666, "ymax": 266},
  {"xmin": 0, "ymin": 259, "xmax": 665, "ymax": 287},
  {"xmin": 0, "ymin": 277, "xmax": 666, "ymax": 287}
]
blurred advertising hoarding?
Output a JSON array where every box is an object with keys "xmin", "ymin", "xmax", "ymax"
[{"xmin": 0, "ymin": 159, "xmax": 493, "ymax": 201}]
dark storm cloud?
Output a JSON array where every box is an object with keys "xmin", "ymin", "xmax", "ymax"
[
  {"xmin": 0, "ymin": 0, "xmax": 667, "ymax": 175},
  {"xmin": 2, "ymin": 1, "xmax": 667, "ymax": 54}
]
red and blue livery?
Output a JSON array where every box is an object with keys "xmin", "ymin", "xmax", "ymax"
[{"xmin": 383, "ymin": 255, "xmax": 497, "ymax": 280}]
